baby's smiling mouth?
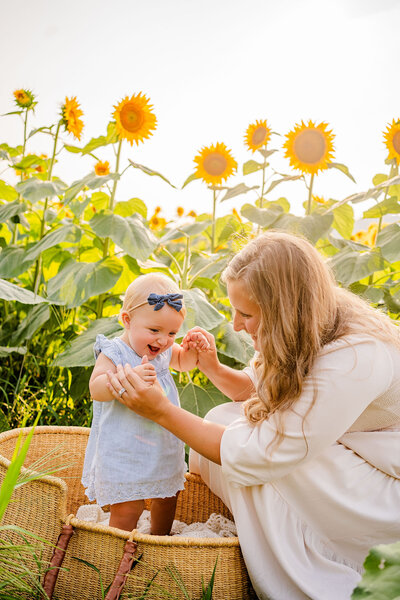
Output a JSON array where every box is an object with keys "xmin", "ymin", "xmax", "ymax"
[{"xmin": 147, "ymin": 344, "xmax": 160, "ymax": 355}]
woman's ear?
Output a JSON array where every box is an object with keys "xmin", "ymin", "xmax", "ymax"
[{"xmin": 120, "ymin": 311, "xmax": 131, "ymax": 328}]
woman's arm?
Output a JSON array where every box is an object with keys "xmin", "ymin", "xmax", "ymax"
[
  {"xmin": 107, "ymin": 364, "xmax": 225, "ymax": 464},
  {"xmin": 183, "ymin": 327, "xmax": 255, "ymax": 401}
]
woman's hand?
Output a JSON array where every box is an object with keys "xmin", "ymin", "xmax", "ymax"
[
  {"xmin": 107, "ymin": 363, "xmax": 170, "ymax": 421},
  {"xmin": 182, "ymin": 327, "xmax": 219, "ymax": 373}
]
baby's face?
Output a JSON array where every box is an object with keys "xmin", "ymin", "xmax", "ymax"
[{"xmin": 122, "ymin": 303, "xmax": 184, "ymax": 359}]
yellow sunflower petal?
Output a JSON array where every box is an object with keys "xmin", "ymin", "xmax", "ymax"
[
  {"xmin": 95, "ymin": 161, "xmax": 110, "ymax": 176},
  {"xmin": 383, "ymin": 118, "xmax": 400, "ymax": 166},
  {"xmin": 244, "ymin": 119, "xmax": 271, "ymax": 152},
  {"xmin": 62, "ymin": 96, "xmax": 84, "ymax": 141},
  {"xmin": 113, "ymin": 92, "xmax": 157, "ymax": 147},
  {"xmin": 283, "ymin": 120, "xmax": 335, "ymax": 175},
  {"xmin": 194, "ymin": 142, "xmax": 237, "ymax": 186}
]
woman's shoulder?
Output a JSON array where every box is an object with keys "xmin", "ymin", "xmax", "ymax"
[{"xmin": 319, "ymin": 333, "xmax": 395, "ymax": 358}]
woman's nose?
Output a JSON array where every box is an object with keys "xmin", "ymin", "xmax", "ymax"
[{"xmin": 233, "ymin": 312, "xmax": 243, "ymax": 332}]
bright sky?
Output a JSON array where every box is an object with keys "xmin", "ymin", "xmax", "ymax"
[{"xmin": 1, "ymin": 0, "xmax": 399, "ymax": 220}]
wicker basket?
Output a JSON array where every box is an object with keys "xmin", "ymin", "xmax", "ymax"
[{"xmin": 0, "ymin": 426, "xmax": 255, "ymax": 600}]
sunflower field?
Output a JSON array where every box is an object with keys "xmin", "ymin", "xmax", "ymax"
[{"xmin": 0, "ymin": 89, "xmax": 400, "ymax": 433}]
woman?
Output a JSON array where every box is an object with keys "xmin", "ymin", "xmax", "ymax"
[{"xmin": 106, "ymin": 232, "xmax": 400, "ymax": 600}]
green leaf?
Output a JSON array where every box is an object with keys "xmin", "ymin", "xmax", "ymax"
[
  {"xmin": 0, "ymin": 346, "xmax": 27, "ymax": 357},
  {"xmin": 0, "ymin": 200, "xmax": 27, "ymax": 223},
  {"xmin": 0, "ymin": 278, "xmax": 49, "ymax": 304},
  {"xmin": 114, "ymin": 198, "xmax": 147, "ymax": 219},
  {"xmin": 327, "ymin": 162, "xmax": 356, "ymax": 183},
  {"xmin": 328, "ymin": 248, "xmax": 386, "ymax": 286},
  {"xmin": 241, "ymin": 203, "xmax": 283, "ymax": 228},
  {"xmin": 220, "ymin": 183, "xmax": 259, "ymax": 202},
  {"xmin": 257, "ymin": 148, "xmax": 278, "ymax": 159},
  {"xmin": 160, "ymin": 221, "xmax": 212, "ymax": 243},
  {"xmin": 275, "ymin": 213, "xmax": 334, "ymax": 245},
  {"xmin": 179, "ymin": 288, "xmax": 224, "ymax": 336},
  {"xmin": 243, "ymin": 160, "xmax": 265, "ymax": 175},
  {"xmin": 16, "ymin": 178, "xmax": 67, "ymax": 204},
  {"xmin": 81, "ymin": 122, "xmax": 118, "ymax": 154},
  {"xmin": 363, "ymin": 197, "xmax": 400, "ymax": 218},
  {"xmin": 265, "ymin": 174, "xmax": 303, "ymax": 195},
  {"xmin": 128, "ymin": 160, "xmax": 176, "ymax": 188},
  {"xmin": 372, "ymin": 173, "xmax": 388, "ymax": 187},
  {"xmin": 64, "ymin": 144, "xmax": 82, "ymax": 154},
  {"xmin": 182, "ymin": 172, "xmax": 201, "ymax": 188},
  {"xmin": 47, "ymin": 257, "xmax": 123, "ymax": 308},
  {"xmin": 13, "ymin": 155, "xmax": 46, "ymax": 170},
  {"xmin": 180, "ymin": 382, "xmax": 227, "ymax": 418},
  {"xmin": 64, "ymin": 172, "xmax": 119, "ymax": 204},
  {"xmin": 351, "ymin": 542, "xmax": 400, "ymax": 599},
  {"xmin": 54, "ymin": 317, "xmax": 123, "ymax": 367},
  {"xmin": 0, "ymin": 247, "xmax": 35, "ymax": 277},
  {"xmin": 24, "ymin": 224, "xmax": 81, "ymax": 262},
  {"xmin": 91, "ymin": 212, "xmax": 158, "ymax": 261},
  {"xmin": 0, "ymin": 180, "xmax": 18, "ymax": 202},
  {"xmin": 215, "ymin": 321, "xmax": 254, "ymax": 364},
  {"xmin": 376, "ymin": 223, "xmax": 400, "ymax": 262},
  {"xmin": 0, "ymin": 143, "xmax": 24, "ymax": 158},
  {"xmin": 331, "ymin": 203, "xmax": 354, "ymax": 239},
  {"xmin": 10, "ymin": 304, "xmax": 50, "ymax": 346}
]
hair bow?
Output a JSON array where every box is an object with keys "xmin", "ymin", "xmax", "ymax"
[{"xmin": 147, "ymin": 293, "xmax": 183, "ymax": 312}]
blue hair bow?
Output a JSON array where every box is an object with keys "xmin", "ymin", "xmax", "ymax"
[{"xmin": 147, "ymin": 293, "xmax": 183, "ymax": 312}]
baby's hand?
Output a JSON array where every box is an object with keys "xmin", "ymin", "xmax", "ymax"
[
  {"xmin": 133, "ymin": 355, "xmax": 157, "ymax": 386},
  {"xmin": 181, "ymin": 331, "xmax": 210, "ymax": 353}
]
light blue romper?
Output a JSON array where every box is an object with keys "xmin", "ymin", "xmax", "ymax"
[{"xmin": 81, "ymin": 334, "xmax": 187, "ymax": 507}]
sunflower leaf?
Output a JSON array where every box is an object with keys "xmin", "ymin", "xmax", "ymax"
[
  {"xmin": 128, "ymin": 160, "xmax": 176, "ymax": 188},
  {"xmin": 63, "ymin": 172, "xmax": 119, "ymax": 204},
  {"xmin": 16, "ymin": 178, "xmax": 67, "ymax": 204},
  {"xmin": 265, "ymin": 175, "xmax": 303, "ymax": 195},
  {"xmin": 220, "ymin": 183, "xmax": 259, "ymax": 202},
  {"xmin": 81, "ymin": 122, "xmax": 119, "ymax": 155},
  {"xmin": 326, "ymin": 162, "xmax": 356, "ymax": 183},
  {"xmin": 243, "ymin": 160, "xmax": 265, "ymax": 176},
  {"xmin": 0, "ymin": 180, "xmax": 18, "ymax": 202},
  {"xmin": 257, "ymin": 148, "xmax": 278, "ymax": 159},
  {"xmin": 182, "ymin": 172, "xmax": 201, "ymax": 188}
]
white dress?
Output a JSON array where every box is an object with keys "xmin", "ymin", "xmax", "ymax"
[
  {"xmin": 82, "ymin": 335, "xmax": 187, "ymax": 507},
  {"xmin": 190, "ymin": 335, "xmax": 400, "ymax": 600}
]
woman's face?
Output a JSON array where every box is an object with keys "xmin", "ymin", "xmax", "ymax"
[{"xmin": 227, "ymin": 280, "xmax": 261, "ymax": 351}]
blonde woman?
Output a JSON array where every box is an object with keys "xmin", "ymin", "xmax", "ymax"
[{"xmin": 106, "ymin": 232, "xmax": 400, "ymax": 600}]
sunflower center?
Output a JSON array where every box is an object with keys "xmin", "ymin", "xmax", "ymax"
[
  {"xmin": 252, "ymin": 126, "xmax": 268, "ymax": 147},
  {"xmin": 393, "ymin": 131, "xmax": 400, "ymax": 154},
  {"xmin": 293, "ymin": 129, "xmax": 326, "ymax": 164},
  {"xmin": 120, "ymin": 103, "xmax": 145, "ymax": 133},
  {"xmin": 203, "ymin": 153, "xmax": 228, "ymax": 176}
]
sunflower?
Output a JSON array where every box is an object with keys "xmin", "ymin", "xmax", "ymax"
[
  {"xmin": 188, "ymin": 210, "xmax": 197, "ymax": 218},
  {"xmin": 13, "ymin": 89, "xmax": 35, "ymax": 108},
  {"xmin": 113, "ymin": 93, "xmax": 157, "ymax": 146},
  {"xmin": 149, "ymin": 214, "xmax": 166, "ymax": 230},
  {"xmin": 244, "ymin": 119, "xmax": 271, "ymax": 152},
  {"xmin": 283, "ymin": 120, "xmax": 335, "ymax": 175},
  {"xmin": 61, "ymin": 97, "xmax": 84, "ymax": 140},
  {"xmin": 176, "ymin": 206, "xmax": 184, "ymax": 217},
  {"xmin": 313, "ymin": 195, "xmax": 327, "ymax": 205},
  {"xmin": 95, "ymin": 161, "xmax": 110, "ymax": 176},
  {"xmin": 383, "ymin": 119, "xmax": 400, "ymax": 165},
  {"xmin": 194, "ymin": 142, "xmax": 237, "ymax": 186}
]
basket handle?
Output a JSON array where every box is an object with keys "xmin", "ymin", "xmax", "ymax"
[
  {"xmin": 42, "ymin": 518, "xmax": 75, "ymax": 599},
  {"xmin": 105, "ymin": 537, "xmax": 138, "ymax": 600}
]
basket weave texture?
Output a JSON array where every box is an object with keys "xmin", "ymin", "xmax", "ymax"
[{"xmin": 0, "ymin": 426, "xmax": 256, "ymax": 600}]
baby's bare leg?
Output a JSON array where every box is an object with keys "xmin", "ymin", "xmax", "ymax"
[
  {"xmin": 150, "ymin": 493, "xmax": 179, "ymax": 535},
  {"xmin": 110, "ymin": 499, "xmax": 145, "ymax": 531}
]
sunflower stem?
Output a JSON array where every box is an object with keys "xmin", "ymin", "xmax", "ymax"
[
  {"xmin": 181, "ymin": 236, "xmax": 191, "ymax": 289},
  {"xmin": 257, "ymin": 148, "xmax": 268, "ymax": 235},
  {"xmin": 33, "ymin": 119, "xmax": 62, "ymax": 295},
  {"xmin": 211, "ymin": 189, "xmax": 217, "ymax": 253},
  {"xmin": 97, "ymin": 139, "xmax": 122, "ymax": 318},
  {"xmin": 306, "ymin": 173, "xmax": 315, "ymax": 216},
  {"xmin": 12, "ymin": 109, "xmax": 30, "ymax": 244}
]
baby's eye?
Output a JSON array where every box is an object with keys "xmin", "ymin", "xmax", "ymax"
[
  {"xmin": 150, "ymin": 328, "xmax": 159, "ymax": 333},
  {"xmin": 169, "ymin": 332, "xmax": 176, "ymax": 337}
]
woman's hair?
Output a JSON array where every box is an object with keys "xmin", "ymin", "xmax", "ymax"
[
  {"xmin": 222, "ymin": 231, "xmax": 400, "ymax": 434},
  {"xmin": 122, "ymin": 273, "xmax": 186, "ymax": 318}
]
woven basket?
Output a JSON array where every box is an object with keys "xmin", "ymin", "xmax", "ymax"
[{"xmin": 0, "ymin": 426, "xmax": 255, "ymax": 600}]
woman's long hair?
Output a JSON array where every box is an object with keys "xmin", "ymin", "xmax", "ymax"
[{"xmin": 222, "ymin": 231, "xmax": 400, "ymax": 436}]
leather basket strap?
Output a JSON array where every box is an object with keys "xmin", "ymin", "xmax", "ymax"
[
  {"xmin": 42, "ymin": 523, "xmax": 75, "ymax": 598},
  {"xmin": 105, "ymin": 539, "xmax": 138, "ymax": 600}
]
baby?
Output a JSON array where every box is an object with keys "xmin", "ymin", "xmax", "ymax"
[{"xmin": 81, "ymin": 273, "xmax": 208, "ymax": 534}]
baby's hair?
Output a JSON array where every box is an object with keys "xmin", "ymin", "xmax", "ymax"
[{"xmin": 121, "ymin": 273, "xmax": 186, "ymax": 318}]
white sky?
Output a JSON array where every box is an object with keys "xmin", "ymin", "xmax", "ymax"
[{"xmin": 1, "ymin": 0, "xmax": 399, "ymax": 220}]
